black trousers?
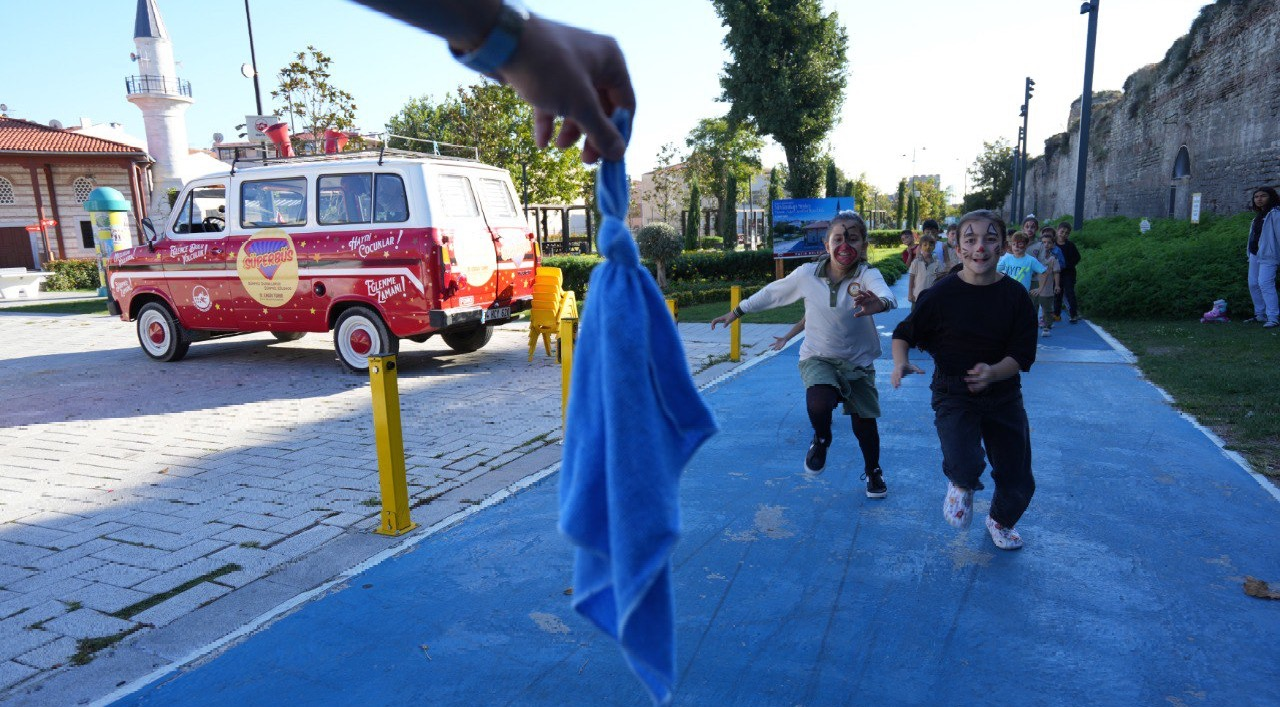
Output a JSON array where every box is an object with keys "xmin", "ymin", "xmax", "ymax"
[
  {"xmin": 1054, "ymin": 270, "xmax": 1078, "ymax": 318},
  {"xmin": 930, "ymin": 376, "xmax": 1035, "ymax": 527}
]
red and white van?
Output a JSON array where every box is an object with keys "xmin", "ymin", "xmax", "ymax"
[{"xmin": 106, "ymin": 149, "xmax": 538, "ymax": 372}]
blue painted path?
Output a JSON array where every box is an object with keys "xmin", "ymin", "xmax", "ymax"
[{"xmin": 112, "ymin": 306, "xmax": 1280, "ymax": 706}]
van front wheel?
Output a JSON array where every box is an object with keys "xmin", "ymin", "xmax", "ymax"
[
  {"xmin": 441, "ymin": 324, "xmax": 494, "ymax": 353},
  {"xmin": 136, "ymin": 302, "xmax": 190, "ymax": 362},
  {"xmin": 333, "ymin": 306, "xmax": 398, "ymax": 373}
]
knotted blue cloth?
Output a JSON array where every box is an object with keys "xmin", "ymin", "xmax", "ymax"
[{"xmin": 559, "ymin": 110, "xmax": 718, "ymax": 706}]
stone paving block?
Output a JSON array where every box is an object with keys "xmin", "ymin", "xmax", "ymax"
[
  {"xmin": 60, "ymin": 582, "xmax": 150, "ymax": 615},
  {"xmin": 0, "ymin": 523, "xmax": 71, "ymax": 549},
  {"xmin": 0, "ymin": 541, "xmax": 52, "ymax": 567},
  {"xmin": 131, "ymin": 581, "xmax": 232, "ymax": 629},
  {"xmin": 210, "ymin": 526, "xmax": 286, "ymax": 547},
  {"xmin": 77, "ymin": 564, "xmax": 159, "ymax": 590},
  {"xmin": 0, "ymin": 661, "xmax": 37, "ymax": 691},
  {"xmin": 317, "ymin": 510, "xmax": 378, "ymax": 529},
  {"xmin": 9, "ymin": 556, "xmax": 105, "ymax": 590},
  {"xmin": 100, "ymin": 526, "xmax": 188, "ymax": 551},
  {"xmin": 0, "ymin": 628, "xmax": 55, "ymax": 664},
  {"xmin": 265, "ymin": 511, "xmax": 328, "ymax": 537},
  {"xmin": 4, "ymin": 575, "xmax": 91, "ymax": 605},
  {"xmin": 14, "ymin": 635, "xmax": 75, "ymax": 670},
  {"xmin": 0, "ymin": 565, "xmax": 36, "ymax": 587},
  {"xmin": 217, "ymin": 511, "xmax": 286, "ymax": 531},
  {"xmin": 41, "ymin": 609, "xmax": 133, "ymax": 640},
  {"xmin": 130, "ymin": 556, "xmax": 230, "ymax": 596},
  {"xmin": 267, "ymin": 524, "xmax": 344, "ymax": 559}
]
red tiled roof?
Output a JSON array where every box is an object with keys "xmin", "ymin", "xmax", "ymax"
[{"xmin": 0, "ymin": 116, "xmax": 147, "ymax": 155}]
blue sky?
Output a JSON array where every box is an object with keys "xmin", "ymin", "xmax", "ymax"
[{"xmin": 4, "ymin": 0, "xmax": 1212, "ymax": 198}]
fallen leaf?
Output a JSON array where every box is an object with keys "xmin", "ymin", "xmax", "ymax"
[
  {"xmin": 563, "ymin": 587, "xmax": 573, "ymax": 596},
  {"xmin": 1244, "ymin": 576, "xmax": 1280, "ymax": 599}
]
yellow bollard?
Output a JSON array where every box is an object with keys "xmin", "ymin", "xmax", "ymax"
[
  {"xmin": 666, "ymin": 298, "xmax": 678, "ymax": 320},
  {"xmin": 559, "ymin": 316, "xmax": 576, "ymax": 423},
  {"xmin": 730, "ymin": 285, "xmax": 741, "ymax": 362},
  {"xmin": 368, "ymin": 354, "xmax": 418, "ymax": 537}
]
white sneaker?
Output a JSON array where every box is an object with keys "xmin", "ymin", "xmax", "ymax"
[
  {"xmin": 985, "ymin": 516, "xmax": 1024, "ymax": 550},
  {"xmin": 1265, "ymin": 321, "xmax": 1279, "ymax": 329},
  {"xmin": 1040, "ymin": 328, "xmax": 1051, "ymax": 338},
  {"xmin": 943, "ymin": 482, "xmax": 974, "ymax": 529}
]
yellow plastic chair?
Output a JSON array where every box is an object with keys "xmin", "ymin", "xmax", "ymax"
[{"xmin": 529, "ymin": 266, "xmax": 565, "ymax": 360}]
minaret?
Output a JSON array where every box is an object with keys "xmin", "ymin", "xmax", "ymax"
[{"xmin": 126, "ymin": 0, "xmax": 193, "ymax": 218}]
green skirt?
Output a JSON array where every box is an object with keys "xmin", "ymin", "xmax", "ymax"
[{"xmin": 798, "ymin": 356, "xmax": 881, "ymax": 418}]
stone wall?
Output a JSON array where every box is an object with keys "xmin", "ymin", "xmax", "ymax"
[{"xmin": 1016, "ymin": 0, "xmax": 1280, "ymax": 221}]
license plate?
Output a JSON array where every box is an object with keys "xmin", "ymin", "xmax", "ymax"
[{"xmin": 481, "ymin": 306, "xmax": 510, "ymax": 323}]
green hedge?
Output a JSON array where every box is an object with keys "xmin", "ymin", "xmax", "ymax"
[
  {"xmin": 43, "ymin": 259, "xmax": 100, "ymax": 291},
  {"xmin": 1076, "ymin": 212, "xmax": 1251, "ymax": 319},
  {"xmin": 546, "ymin": 245, "xmax": 907, "ymax": 300},
  {"xmin": 869, "ymin": 229, "xmax": 906, "ymax": 247}
]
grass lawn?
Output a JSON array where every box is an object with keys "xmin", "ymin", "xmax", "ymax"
[
  {"xmin": 1100, "ymin": 318, "xmax": 1279, "ymax": 478},
  {"xmin": 679, "ymin": 299, "xmax": 804, "ymax": 324},
  {"xmin": 2, "ymin": 299, "xmax": 110, "ymax": 315}
]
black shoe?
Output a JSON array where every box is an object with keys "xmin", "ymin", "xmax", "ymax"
[
  {"xmin": 804, "ymin": 436, "xmax": 829, "ymax": 473},
  {"xmin": 1243, "ymin": 316, "xmax": 1264, "ymax": 324},
  {"xmin": 862, "ymin": 468, "xmax": 887, "ymax": 498}
]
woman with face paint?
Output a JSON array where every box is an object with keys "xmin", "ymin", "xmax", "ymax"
[
  {"xmin": 1245, "ymin": 187, "xmax": 1280, "ymax": 327},
  {"xmin": 712, "ymin": 211, "xmax": 897, "ymax": 498},
  {"xmin": 889, "ymin": 210, "xmax": 1039, "ymax": 550}
]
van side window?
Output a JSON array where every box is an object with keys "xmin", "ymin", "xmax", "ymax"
[
  {"xmin": 241, "ymin": 177, "xmax": 307, "ymax": 228},
  {"xmin": 318, "ymin": 174, "xmax": 371, "ymax": 225},
  {"xmin": 438, "ymin": 174, "xmax": 479, "ymax": 218},
  {"xmin": 172, "ymin": 184, "xmax": 227, "ymax": 235},
  {"xmin": 477, "ymin": 179, "xmax": 517, "ymax": 219},
  {"xmin": 374, "ymin": 174, "xmax": 409, "ymax": 223}
]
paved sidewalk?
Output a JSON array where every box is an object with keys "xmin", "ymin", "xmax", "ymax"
[
  {"xmin": 0, "ymin": 304, "xmax": 793, "ymax": 703},
  {"xmin": 14, "ymin": 285, "xmax": 1276, "ymax": 706}
]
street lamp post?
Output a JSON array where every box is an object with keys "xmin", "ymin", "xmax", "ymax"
[
  {"xmin": 1018, "ymin": 76, "xmax": 1036, "ymax": 219},
  {"xmin": 902, "ymin": 146, "xmax": 925, "ymax": 229},
  {"xmin": 1011, "ymin": 143, "xmax": 1021, "ymax": 220},
  {"xmin": 244, "ymin": 0, "xmax": 264, "ymax": 116},
  {"xmin": 1074, "ymin": 1, "xmax": 1100, "ymax": 231}
]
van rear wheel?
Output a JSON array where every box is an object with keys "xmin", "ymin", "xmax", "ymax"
[
  {"xmin": 441, "ymin": 324, "xmax": 494, "ymax": 353},
  {"xmin": 136, "ymin": 302, "xmax": 190, "ymax": 362},
  {"xmin": 333, "ymin": 306, "xmax": 398, "ymax": 373}
]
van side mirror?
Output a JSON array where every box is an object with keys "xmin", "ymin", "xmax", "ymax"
[{"xmin": 140, "ymin": 217, "xmax": 159, "ymax": 251}]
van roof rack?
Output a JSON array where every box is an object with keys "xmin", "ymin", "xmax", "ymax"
[{"xmin": 234, "ymin": 133, "xmax": 479, "ymax": 170}]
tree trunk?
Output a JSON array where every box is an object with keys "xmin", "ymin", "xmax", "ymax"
[{"xmin": 782, "ymin": 142, "xmax": 822, "ymax": 199}]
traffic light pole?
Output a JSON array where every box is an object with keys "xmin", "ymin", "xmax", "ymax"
[
  {"xmin": 1073, "ymin": 1, "xmax": 1100, "ymax": 231},
  {"xmin": 1018, "ymin": 77, "xmax": 1034, "ymax": 219}
]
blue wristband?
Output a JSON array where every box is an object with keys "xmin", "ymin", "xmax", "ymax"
[{"xmin": 451, "ymin": 2, "xmax": 529, "ymax": 79}]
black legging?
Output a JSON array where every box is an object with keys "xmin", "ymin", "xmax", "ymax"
[
  {"xmin": 805, "ymin": 385, "xmax": 881, "ymax": 471},
  {"xmin": 1054, "ymin": 270, "xmax": 1078, "ymax": 318}
]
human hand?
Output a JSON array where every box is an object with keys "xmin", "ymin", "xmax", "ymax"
[
  {"xmin": 1054, "ymin": 286, "xmax": 1062, "ymax": 294},
  {"xmin": 891, "ymin": 361, "xmax": 925, "ymax": 388},
  {"xmin": 498, "ymin": 15, "xmax": 635, "ymax": 163},
  {"xmin": 710, "ymin": 311, "xmax": 736, "ymax": 330},
  {"xmin": 768, "ymin": 336, "xmax": 789, "ymax": 351},
  {"xmin": 964, "ymin": 363, "xmax": 995, "ymax": 393},
  {"xmin": 1029, "ymin": 287, "xmax": 1041, "ymax": 297},
  {"xmin": 852, "ymin": 290, "xmax": 885, "ymax": 317}
]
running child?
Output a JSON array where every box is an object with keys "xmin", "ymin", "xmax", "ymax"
[
  {"xmin": 889, "ymin": 210, "xmax": 1038, "ymax": 550},
  {"xmin": 713, "ymin": 211, "xmax": 896, "ymax": 498},
  {"xmin": 908, "ymin": 232, "xmax": 948, "ymax": 308},
  {"xmin": 1034, "ymin": 229, "xmax": 1061, "ymax": 337}
]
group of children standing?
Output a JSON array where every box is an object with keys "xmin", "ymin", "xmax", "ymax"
[{"xmin": 714, "ymin": 209, "xmax": 1049, "ymax": 551}]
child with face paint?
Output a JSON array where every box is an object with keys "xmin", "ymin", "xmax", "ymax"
[
  {"xmin": 1034, "ymin": 230, "xmax": 1062, "ymax": 337},
  {"xmin": 889, "ymin": 210, "xmax": 1038, "ymax": 550},
  {"xmin": 997, "ymin": 232, "xmax": 1047, "ymax": 293},
  {"xmin": 713, "ymin": 211, "xmax": 897, "ymax": 497}
]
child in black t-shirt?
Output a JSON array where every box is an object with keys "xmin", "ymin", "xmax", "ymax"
[{"xmin": 890, "ymin": 210, "xmax": 1038, "ymax": 550}]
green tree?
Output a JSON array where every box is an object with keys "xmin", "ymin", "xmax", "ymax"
[
  {"xmin": 907, "ymin": 190, "xmax": 918, "ymax": 230},
  {"xmin": 635, "ymin": 222, "xmax": 683, "ymax": 290},
  {"xmin": 685, "ymin": 117, "xmax": 763, "ymax": 244},
  {"xmin": 642, "ymin": 142, "xmax": 686, "ymax": 226},
  {"xmin": 387, "ymin": 83, "xmax": 590, "ymax": 204},
  {"xmin": 825, "ymin": 161, "xmax": 839, "ymax": 198},
  {"xmin": 895, "ymin": 178, "xmax": 908, "ymax": 227},
  {"xmin": 766, "ymin": 166, "xmax": 782, "ymax": 247},
  {"xmin": 914, "ymin": 179, "xmax": 949, "ymax": 225},
  {"xmin": 721, "ymin": 174, "xmax": 739, "ymax": 249},
  {"xmin": 964, "ymin": 138, "xmax": 1015, "ymax": 212},
  {"xmin": 685, "ymin": 180, "xmax": 702, "ymax": 250},
  {"xmin": 713, "ymin": 0, "xmax": 848, "ymax": 198},
  {"xmin": 851, "ymin": 174, "xmax": 870, "ymax": 214},
  {"xmin": 272, "ymin": 46, "xmax": 358, "ymax": 152},
  {"xmin": 842, "ymin": 179, "xmax": 854, "ymax": 198}
]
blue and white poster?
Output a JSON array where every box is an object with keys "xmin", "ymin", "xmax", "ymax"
[{"xmin": 771, "ymin": 197, "xmax": 857, "ymax": 259}]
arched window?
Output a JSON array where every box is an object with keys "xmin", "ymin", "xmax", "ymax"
[
  {"xmin": 72, "ymin": 177, "xmax": 96, "ymax": 203},
  {"xmin": 1171, "ymin": 146, "xmax": 1191, "ymax": 179},
  {"xmin": 0, "ymin": 177, "xmax": 14, "ymax": 205}
]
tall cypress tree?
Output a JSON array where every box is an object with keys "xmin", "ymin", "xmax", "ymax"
[
  {"xmin": 686, "ymin": 180, "xmax": 701, "ymax": 250},
  {"xmin": 895, "ymin": 178, "xmax": 907, "ymax": 228},
  {"xmin": 766, "ymin": 167, "xmax": 781, "ymax": 247},
  {"xmin": 824, "ymin": 161, "xmax": 838, "ymax": 198},
  {"xmin": 722, "ymin": 174, "xmax": 739, "ymax": 250}
]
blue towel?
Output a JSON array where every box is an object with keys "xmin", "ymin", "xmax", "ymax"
[{"xmin": 559, "ymin": 110, "xmax": 719, "ymax": 706}]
